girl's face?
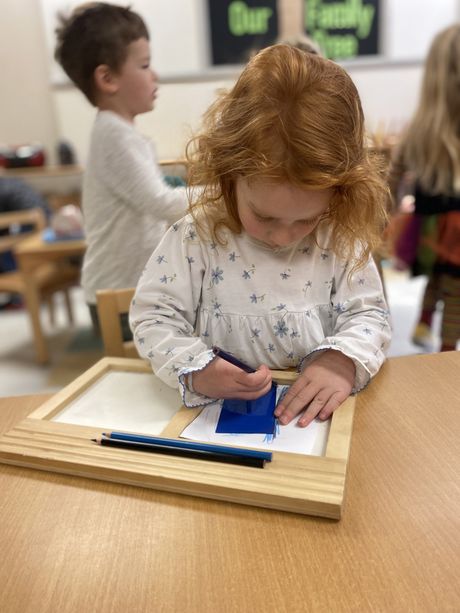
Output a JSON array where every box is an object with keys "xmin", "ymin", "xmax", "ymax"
[
  {"xmin": 113, "ymin": 37, "xmax": 158, "ymax": 120},
  {"xmin": 236, "ymin": 178, "xmax": 332, "ymax": 249}
]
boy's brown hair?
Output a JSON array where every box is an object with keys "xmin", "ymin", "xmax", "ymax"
[
  {"xmin": 187, "ymin": 44, "xmax": 388, "ymax": 273},
  {"xmin": 55, "ymin": 2, "xmax": 149, "ymax": 105}
]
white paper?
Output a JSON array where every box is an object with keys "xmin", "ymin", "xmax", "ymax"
[
  {"xmin": 180, "ymin": 386, "xmax": 330, "ymax": 457},
  {"xmin": 52, "ymin": 371, "xmax": 181, "ymax": 435}
]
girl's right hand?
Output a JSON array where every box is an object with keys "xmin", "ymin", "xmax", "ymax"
[{"xmin": 191, "ymin": 358, "xmax": 272, "ymax": 400}]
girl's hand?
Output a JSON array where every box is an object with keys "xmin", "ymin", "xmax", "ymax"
[
  {"xmin": 274, "ymin": 350, "xmax": 355, "ymax": 428},
  {"xmin": 191, "ymin": 358, "xmax": 272, "ymax": 400}
]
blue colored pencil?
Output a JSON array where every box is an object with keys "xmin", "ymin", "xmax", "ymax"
[
  {"xmin": 212, "ymin": 346, "xmax": 256, "ymax": 373},
  {"xmin": 102, "ymin": 431, "xmax": 272, "ymax": 462}
]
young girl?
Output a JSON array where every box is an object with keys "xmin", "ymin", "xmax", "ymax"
[
  {"xmin": 130, "ymin": 45, "xmax": 391, "ymax": 427},
  {"xmin": 389, "ymin": 24, "xmax": 460, "ymax": 352}
]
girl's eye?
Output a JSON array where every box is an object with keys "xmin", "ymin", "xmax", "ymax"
[
  {"xmin": 300, "ymin": 214, "xmax": 326, "ymax": 225},
  {"xmin": 300, "ymin": 217, "xmax": 318, "ymax": 225},
  {"xmin": 254, "ymin": 214, "xmax": 273, "ymax": 223}
]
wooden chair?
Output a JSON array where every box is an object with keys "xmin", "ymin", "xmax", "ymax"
[
  {"xmin": 95, "ymin": 287, "xmax": 139, "ymax": 358},
  {"xmin": 0, "ymin": 208, "xmax": 79, "ymax": 349}
]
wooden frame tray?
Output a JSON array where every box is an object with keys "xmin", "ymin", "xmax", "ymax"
[{"xmin": 0, "ymin": 357, "xmax": 355, "ymax": 519}]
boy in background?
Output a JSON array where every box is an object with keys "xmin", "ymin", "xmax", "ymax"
[{"xmin": 55, "ymin": 2, "xmax": 188, "ymax": 335}]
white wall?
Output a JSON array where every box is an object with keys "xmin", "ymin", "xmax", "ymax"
[
  {"xmin": 0, "ymin": 0, "xmax": 58, "ymax": 164},
  {"xmin": 52, "ymin": 78, "xmax": 236, "ymax": 164},
  {"xmin": 52, "ymin": 63, "xmax": 423, "ymax": 166},
  {"xmin": 350, "ymin": 63, "xmax": 422, "ymax": 135}
]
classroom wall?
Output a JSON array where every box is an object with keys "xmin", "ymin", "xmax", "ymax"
[
  {"xmin": 0, "ymin": 1, "xmax": 455, "ymax": 167},
  {"xmin": 52, "ymin": 79, "xmax": 235, "ymax": 165},
  {"xmin": 52, "ymin": 64, "xmax": 423, "ymax": 165},
  {"xmin": 0, "ymin": 0, "xmax": 59, "ymax": 164}
]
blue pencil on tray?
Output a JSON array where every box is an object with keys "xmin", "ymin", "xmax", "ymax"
[{"xmin": 92, "ymin": 431, "xmax": 272, "ymax": 469}]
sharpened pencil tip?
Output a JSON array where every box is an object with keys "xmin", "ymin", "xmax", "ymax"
[{"xmin": 91, "ymin": 438, "xmax": 97, "ymax": 442}]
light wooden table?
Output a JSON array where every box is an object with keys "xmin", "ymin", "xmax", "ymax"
[
  {"xmin": 0, "ymin": 352, "xmax": 459, "ymax": 612},
  {"xmin": 14, "ymin": 233, "xmax": 86, "ymax": 364},
  {"xmin": 0, "ymin": 164, "xmax": 83, "ymax": 196}
]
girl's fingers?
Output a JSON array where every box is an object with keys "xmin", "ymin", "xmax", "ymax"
[
  {"xmin": 274, "ymin": 381, "xmax": 316, "ymax": 421},
  {"xmin": 295, "ymin": 392, "xmax": 330, "ymax": 426},
  {"xmin": 297, "ymin": 391, "xmax": 344, "ymax": 427},
  {"xmin": 276, "ymin": 388, "xmax": 345, "ymax": 427},
  {"xmin": 295, "ymin": 403, "xmax": 320, "ymax": 428},
  {"xmin": 316, "ymin": 392, "xmax": 344, "ymax": 421},
  {"xmin": 234, "ymin": 365, "xmax": 272, "ymax": 391},
  {"xmin": 192, "ymin": 361, "xmax": 272, "ymax": 398},
  {"xmin": 221, "ymin": 379, "xmax": 273, "ymax": 400}
]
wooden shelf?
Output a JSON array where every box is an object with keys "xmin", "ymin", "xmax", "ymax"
[{"xmin": 1, "ymin": 164, "xmax": 83, "ymax": 178}]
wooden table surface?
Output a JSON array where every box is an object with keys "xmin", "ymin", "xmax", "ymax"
[
  {"xmin": 1, "ymin": 352, "xmax": 459, "ymax": 613},
  {"xmin": 14, "ymin": 233, "xmax": 86, "ymax": 262}
]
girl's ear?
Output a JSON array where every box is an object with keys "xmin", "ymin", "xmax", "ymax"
[{"xmin": 94, "ymin": 64, "xmax": 119, "ymax": 95}]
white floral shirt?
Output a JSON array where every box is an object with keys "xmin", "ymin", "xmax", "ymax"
[{"xmin": 130, "ymin": 215, "xmax": 391, "ymax": 407}]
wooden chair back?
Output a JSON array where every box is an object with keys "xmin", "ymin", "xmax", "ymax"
[
  {"xmin": 0, "ymin": 208, "xmax": 46, "ymax": 255},
  {"xmin": 96, "ymin": 288, "xmax": 139, "ymax": 358},
  {"xmin": 0, "ymin": 207, "xmax": 80, "ymax": 362}
]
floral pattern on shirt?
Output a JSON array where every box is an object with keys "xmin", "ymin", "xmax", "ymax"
[{"xmin": 130, "ymin": 215, "xmax": 391, "ymax": 406}]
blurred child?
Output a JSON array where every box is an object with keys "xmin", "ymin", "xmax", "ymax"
[
  {"xmin": 55, "ymin": 2, "xmax": 188, "ymax": 334},
  {"xmin": 278, "ymin": 33, "xmax": 321, "ymax": 55},
  {"xmin": 130, "ymin": 45, "xmax": 391, "ymax": 427},
  {"xmin": 389, "ymin": 24, "xmax": 460, "ymax": 352}
]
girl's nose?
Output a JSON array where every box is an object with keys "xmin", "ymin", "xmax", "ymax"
[{"xmin": 269, "ymin": 225, "xmax": 298, "ymax": 247}]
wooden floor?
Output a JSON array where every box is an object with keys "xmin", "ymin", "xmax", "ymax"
[{"xmin": 0, "ymin": 287, "xmax": 104, "ymax": 395}]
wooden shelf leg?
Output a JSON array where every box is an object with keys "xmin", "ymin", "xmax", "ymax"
[
  {"xmin": 22, "ymin": 283, "xmax": 49, "ymax": 364},
  {"xmin": 63, "ymin": 289, "xmax": 74, "ymax": 325},
  {"xmin": 46, "ymin": 295, "xmax": 55, "ymax": 326}
]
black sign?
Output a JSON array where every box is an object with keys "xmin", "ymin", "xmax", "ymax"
[
  {"xmin": 208, "ymin": 0, "xmax": 278, "ymax": 65},
  {"xmin": 305, "ymin": 0, "xmax": 380, "ymax": 60}
]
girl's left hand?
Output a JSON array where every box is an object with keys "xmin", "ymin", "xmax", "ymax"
[{"xmin": 274, "ymin": 350, "xmax": 355, "ymax": 428}]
